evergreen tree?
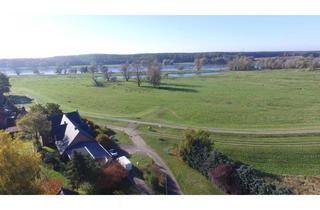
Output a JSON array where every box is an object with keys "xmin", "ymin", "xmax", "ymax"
[{"xmin": 66, "ymin": 152, "xmax": 101, "ymax": 189}]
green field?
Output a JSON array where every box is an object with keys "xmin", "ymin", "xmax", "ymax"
[
  {"xmin": 10, "ymin": 69, "xmax": 320, "ymax": 130},
  {"xmin": 138, "ymin": 125, "xmax": 320, "ymax": 176},
  {"xmin": 9, "ymin": 70, "xmax": 320, "ymax": 181}
]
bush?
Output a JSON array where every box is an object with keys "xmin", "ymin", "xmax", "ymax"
[
  {"xmin": 208, "ymin": 164, "xmax": 241, "ymax": 195},
  {"xmin": 201, "ymin": 149, "xmax": 234, "ymax": 176},
  {"xmin": 66, "ymin": 152, "xmax": 102, "ymax": 189},
  {"xmin": 144, "ymin": 163, "xmax": 166, "ymax": 194},
  {"xmin": 41, "ymin": 178, "xmax": 64, "ymax": 195},
  {"xmin": 96, "ymin": 133, "xmax": 111, "ymax": 144},
  {"xmin": 179, "ymin": 129, "xmax": 213, "ymax": 171},
  {"xmin": 235, "ymin": 165, "xmax": 294, "ymax": 195},
  {"xmin": 96, "ymin": 161, "xmax": 128, "ymax": 194},
  {"xmin": 78, "ymin": 182, "xmax": 96, "ymax": 195}
]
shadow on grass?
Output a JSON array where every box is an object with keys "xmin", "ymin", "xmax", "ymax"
[
  {"xmin": 7, "ymin": 95, "xmax": 33, "ymax": 104},
  {"xmin": 160, "ymin": 82, "xmax": 201, "ymax": 88}
]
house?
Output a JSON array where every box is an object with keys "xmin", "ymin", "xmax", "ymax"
[{"xmin": 43, "ymin": 111, "xmax": 112, "ymax": 163}]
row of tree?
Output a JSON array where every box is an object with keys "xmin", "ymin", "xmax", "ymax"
[
  {"xmin": 3, "ymin": 51, "xmax": 320, "ymax": 68},
  {"xmin": 227, "ymin": 56, "xmax": 320, "ymax": 71}
]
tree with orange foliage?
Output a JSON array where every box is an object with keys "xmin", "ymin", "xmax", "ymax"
[
  {"xmin": 41, "ymin": 179, "xmax": 64, "ymax": 195},
  {"xmin": 96, "ymin": 161, "xmax": 128, "ymax": 193}
]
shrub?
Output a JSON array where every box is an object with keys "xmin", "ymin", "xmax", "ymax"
[
  {"xmin": 208, "ymin": 164, "xmax": 241, "ymax": 195},
  {"xmin": 96, "ymin": 133, "xmax": 111, "ymax": 144},
  {"xmin": 179, "ymin": 129, "xmax": 213, "ymax": 170},
  {"xmin": 41, "ymin": 178, "xmax": 64, "ymax": 195},
  {"xmin": 66, "ymin": 152, "xmax": 102, "ymax": 189},
  {"xmin": 96, "ymin": 161, "xmax": 128, "ymax": 194},
  {"xmin": 235, "ymin": 165, "xmax": 294, "ymax": 195},
  {"xmin": 144, "ymin": 163, "xmax": 166, "ymax": 194},
  {"xmin": 78, "ymin": 182, "xmax": 96, "ymax": 195},
  {"xmin": 201, "ymin": 149, "xmax": 234, "ymax": 176}
]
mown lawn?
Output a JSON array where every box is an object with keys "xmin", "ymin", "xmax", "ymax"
[
  {"xmin": 138, "ymin": 125, "xmax": 320, "ymax": 176},
  {"xmin": 113, "ymin": 130, "xmax": 133, "ymax": 145},
  {"xmin": 10, "ymin": 69, "xmax": 320, "ymax": 129}
]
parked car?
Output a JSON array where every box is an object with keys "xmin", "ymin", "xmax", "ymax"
[{"xmin": 109, "ymin": 149, "xmax": 118, "ymax": 157}]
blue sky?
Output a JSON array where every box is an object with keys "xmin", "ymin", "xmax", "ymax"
[{"xmin": 0, "ymin": 16, "xmax": 320, "ymax": 58}]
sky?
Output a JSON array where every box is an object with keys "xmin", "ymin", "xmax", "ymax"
[{"xmin": 0, "ymin": 15, "xmax": 320, "ymax": 58}]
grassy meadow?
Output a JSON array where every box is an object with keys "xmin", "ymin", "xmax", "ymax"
[
  {"xmin": 138, "ymin": 125, "xmax": 320, "ymax": 176},
  {"xmin": 9, "ymin": 69, "xmax": 320, "ymax": 130},
  {"xmin": 9, "ymin": 69, "xmax": 320, "ymax": 181}
]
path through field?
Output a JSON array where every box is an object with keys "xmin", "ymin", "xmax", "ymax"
[
  {"xmin": 89, "ymin": 114, "xmax": 320, "ymax": 136},
  {"xmin": 109, "ymin": 125, "xmax": 183, "ymax": 195}
]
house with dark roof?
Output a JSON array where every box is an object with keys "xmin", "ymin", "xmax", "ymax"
[{"xmin": 42, "ymin": 111, "xmax": 111, "ymax": 163}]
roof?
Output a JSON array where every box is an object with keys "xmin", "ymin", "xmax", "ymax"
[
  {"xmin": 65, "ymin": 141, "xmax": 111, "ymax": 160},
  {"xmin": 48, "ymin": 111, "xmax": 111, "ymax": 161},
  {"xmin": 51, "ymin": 124, "xmax": 67, "ymax": 142},
  {"xmin": 48, "ymin": 114, "xmax": 63, "ymax": 126},
  {"xmin": 50, "ymin": 111, "xmax": 95, "ymax": 154}
]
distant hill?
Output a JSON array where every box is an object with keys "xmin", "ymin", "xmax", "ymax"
[{"xmin": 1, "ymin": 51, "xmax": 320, "ymax": 67}]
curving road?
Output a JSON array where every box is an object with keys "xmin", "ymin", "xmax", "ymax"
[{"xmin": 109, "ymin": 125, "xmax": 183, "ymax": 195}]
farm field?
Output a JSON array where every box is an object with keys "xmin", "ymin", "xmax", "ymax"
[{"xmin": 9, "ymin": 69, "xmax": 320, "ymax": 130}]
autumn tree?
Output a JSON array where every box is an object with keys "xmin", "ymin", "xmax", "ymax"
[
  {"xmin": 0, "ymin": 131, "xmax": 42, "ymax": 194},
  {"xmin": 40, "ymin": 178, "xmax": 64, "ymax": 195},
  {"xmin": 17, "ymin": 110, "xmax": 51, "ymax": 142},
  {"xmin": 29, "ymin": 103, "xmax": 63, "ymax": 116},
  {"xmin": 147, "ymin": 60, "xmax": 162, "ymax": 87},
  {"xmin": 96, "ymin": 161, "xmax": 128, "ymax": 193},
  {"xmin": 227, "ymin": 56, "xmax": 254, "ymax": 71}
]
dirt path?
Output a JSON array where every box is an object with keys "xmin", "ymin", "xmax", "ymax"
[
  {"xmin": 109, "ymin": 125, "xmax": 183, "ymax": 195},
  {"xmin": 90, "ymin": 115, "xmax": 320, "ymax": 136}
]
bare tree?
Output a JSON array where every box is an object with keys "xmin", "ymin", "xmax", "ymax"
[
  {"xmin": 120, "ymin": 63, "xmax": 131, "ymax": 81},
  {"xmin": 89, "ymin": 63, "xmax": 99, "ymax": 86},
  {"xmin": 194, "ymin": 57, "xmax": 207, "ymax": 71},
  {"xmin": 147, "ymin": 61, "xmax": 162, "ymax": 87},
  {"xmin": 14, "ymin": 69, "xmax": 21, "ymax": 76},
  {"xmin": 227, "ymin": 56, "xmax": 254, "ymax": 71},
  {"xmin": 100, "ymin": 66, "xmax": 112, "ymax": 81},
  {"xmin": 131, "ymin": 61, "xmax": 144, "ymax": 87},
  {"xmin": 55, "ymin": 65, "xmax": 63, "ymax": 74}
]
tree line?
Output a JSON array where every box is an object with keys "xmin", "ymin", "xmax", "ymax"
[
  {"xmin": 227, "ymin": 56, "xmax": 320, "ymax": 71},
  {"xmin": 2, "ymin": 51, "xmax": 320, "ymax": 68}
]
